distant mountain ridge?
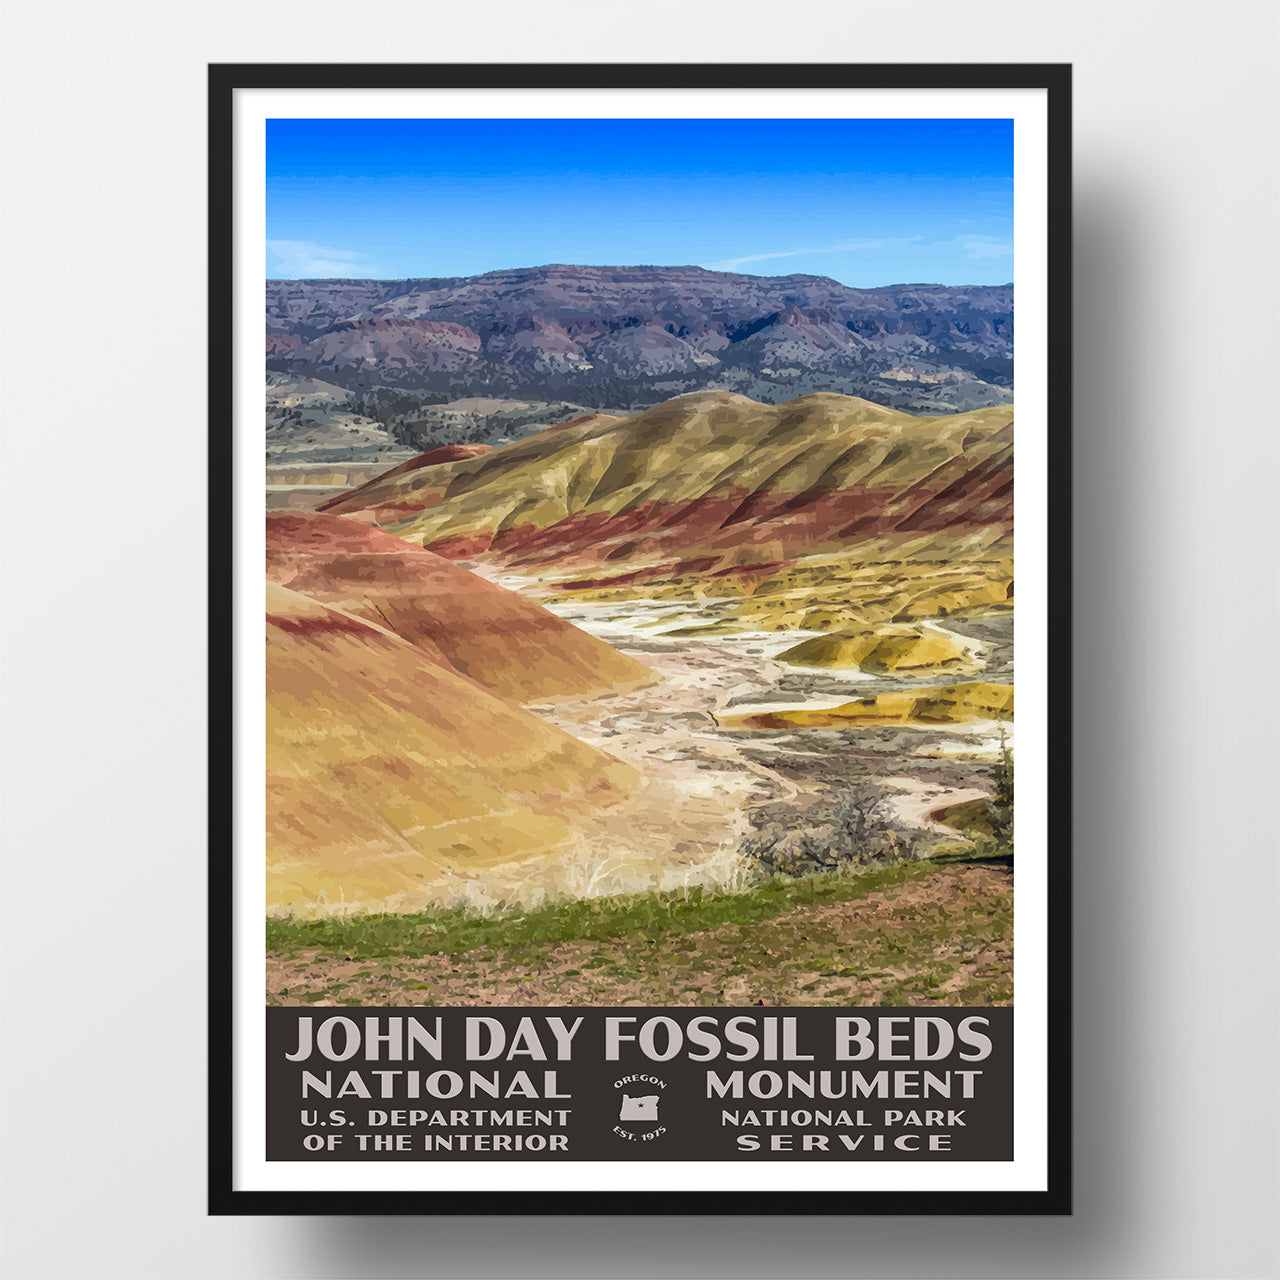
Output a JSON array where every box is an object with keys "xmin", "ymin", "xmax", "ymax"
[{"xmin": 266, "ymin": 264, "xmax": 1013, "ymax": 415}]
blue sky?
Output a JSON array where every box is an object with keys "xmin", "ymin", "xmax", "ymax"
[{"xmin": 266, "ymin": 118, "xmax": 1012, "ymax": 286}]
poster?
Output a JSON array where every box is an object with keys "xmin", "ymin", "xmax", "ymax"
[{"xmin": 210, "ymin": 64, "xmax": 1071, "ymax": 1214}]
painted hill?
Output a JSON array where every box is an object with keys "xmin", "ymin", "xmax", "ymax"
[
  {"xmin": 373, "ymin": 442, "xmax": 492, "ymax": 482},
  {"xmin": 322, "ymin": 390, "xmax": 1013, "ymax": 633},
  {"xmin": 265, "ymin": 582, "xmax": 640, "ymax": 915},
  {"xmin": 266, "ymin": 265, "xmax": 1013, "ymax": 415},
  {"xmin": 322, "ymin": 391, "xmax": 1012, "ymax": 573},
  {"xmin": 265, "ymin": 511, "xmax": 655, "ymax": 703}
]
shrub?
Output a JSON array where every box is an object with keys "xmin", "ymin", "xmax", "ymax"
[{"xmin": 739, "ymin": 782, "xmax": 919, "ymax": 879}]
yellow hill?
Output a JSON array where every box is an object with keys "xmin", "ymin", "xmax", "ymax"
[
  {"xmin": 724, "ymin": 681, "xmax": 1014, "ymax": 730},
  {"xmin": 777, "ymin": 625, "xmax": 970, "ymax": 673},
  {"xmin": 557, "ymin": 542, "xmax": 1014, "ymax": 632}
]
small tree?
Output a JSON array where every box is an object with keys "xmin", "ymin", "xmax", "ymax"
[
  {"xmin": 828, "ymin": 783, "xmax": 913, "ymax": 865},
  {"xmin": 830, "ymin": 784, "xmax": 889, "ymax": 851}
]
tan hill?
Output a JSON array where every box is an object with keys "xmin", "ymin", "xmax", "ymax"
[
  {"xmin": 265, "ymin": 461, "xmax": 412, "ymax": 488},
  {"xmin": 265, "ymin": 459, "xmax": 417, "ymax": 512},
  {"xmin": 264, "ymin": 374, "xmax": 401, "ymax": 463},
  {"xmin": 265, "ymin": 511, "xmax": 655, "ymax": 704},
  {"xmin": 265, "ymin": 582, "xmax": 640, "ymax": 915}
]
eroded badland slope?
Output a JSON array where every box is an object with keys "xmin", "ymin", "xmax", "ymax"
[
  {"xmin": 324, "ymin": 391, "xmax": 1013, "ymax": 634},
  {"xmin": 266, "ymin": 581, "xmax": 648, "ymax": 915},
  {"xmin": 266, "ymin": 511, "xmax": 655, "ymax": 704},
  {"xmin": 267, "ymin": 392, "xmax": 1015, "ymax": 938}
]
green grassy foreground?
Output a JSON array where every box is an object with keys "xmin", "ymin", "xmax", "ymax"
[
  {"xmin": 266, "ymin": 847, "xmax": 1014, "ymax": 1007},
  {"xmin": 267, "ymin": 848, "xmax": 1006, "ymax": 960}
]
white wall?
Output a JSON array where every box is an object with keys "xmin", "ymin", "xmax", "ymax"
[{"xmin": 2, "ymin": 2, "xmax": 1277, "ymax": 1277}]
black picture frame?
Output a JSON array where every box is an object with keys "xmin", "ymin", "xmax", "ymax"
[{"xmin": 209, "ymin": 61, "xmax": 1072, "ymax": 1217}]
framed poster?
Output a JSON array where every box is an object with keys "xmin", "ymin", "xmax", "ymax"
[{"xmin": 209, "ymin": 63, "xmax": 1071, "ymax": 1215}]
